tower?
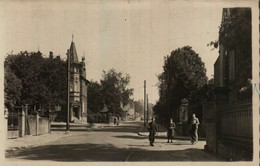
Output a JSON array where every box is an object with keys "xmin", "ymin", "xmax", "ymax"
[{"xmin": 68, "ymin": 37, "xmax": 89, "ymax": 122}]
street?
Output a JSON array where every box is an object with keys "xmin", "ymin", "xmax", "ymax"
[{"xmin": 6, "ymin": 121, "xmax": 222, "ymax": 161}]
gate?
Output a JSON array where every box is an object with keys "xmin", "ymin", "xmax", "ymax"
[{"xmin": 7, "ymin": 112, "xmax": 19, "ymax": 138}]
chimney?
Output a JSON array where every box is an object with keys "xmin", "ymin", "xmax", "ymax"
[{"xmin": 49, "ymin": 51, "xmax": 53, "ymax": 59}]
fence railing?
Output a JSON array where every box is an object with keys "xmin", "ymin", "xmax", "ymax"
[
  {"xmin": 8, "ymin": 112, "xmax": 19, "ymax": 131},
  {"xmin": 218, "ymin": 100, "xmax": 252, "ymax": 150},
  {"xmin": 7, "ymin": 110, "xmax": 51, "ymax": 139}
]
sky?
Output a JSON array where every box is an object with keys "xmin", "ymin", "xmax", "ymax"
[{"xmin": 0, "ymin": 0, "xmax": 255, "ymax": 104}]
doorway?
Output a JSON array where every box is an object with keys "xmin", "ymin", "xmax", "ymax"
[{"xmin": 73, "ymin": 107, "xmax": 79, "ymax": 119}]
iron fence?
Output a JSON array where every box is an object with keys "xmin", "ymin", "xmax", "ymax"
[
  {"xmin": 218, "ymin": 100, "xmax": 252, "ymax": 150},
  {"xmin": 8, "ymin": 112, "xmax": 19, "ymax": 131}
]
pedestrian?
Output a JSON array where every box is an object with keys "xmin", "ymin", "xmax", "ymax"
[
  {"xmin": 190, "ymin": 113, "xmax": 200, "ymax": 144},
  {"xmin": 167, "ymin": 118, "xmax": 175, "ymax": 143},
  {"xmin": 114, "ymin": 117, "xmax": 117, "ymax": 125},
  {"xmin": 147, "ymin": 117, "xmax": 157, "ymax": 146}
]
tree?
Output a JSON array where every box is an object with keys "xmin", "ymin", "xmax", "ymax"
[
  {"xmin": 39, "ymin": 55, "xmax": 67, "ymax": 110},
  {"xmin": 4, "ymin": 51, "xmax": 67, "ymax": 113},
  {"xmin": 4, "ymin": 65, "xmax": 22, "ymax": 111},
  {"xmin": 4, "ymin": 51, "xmax": 45, "ymax": 109},
  {"xmin": 155, "ymin": 46, "xmax": 208, "ymax": 123},
  {"xmin": 100, "ymin": 69, "xmax": 133, "ymax": 116},
  {"xmin": 134, "ymin": 100, "xmax": 143, "ymax": 114},
  {"xmin": 87, "ymin": 81, "xmax": 105, "ymax": 113}
]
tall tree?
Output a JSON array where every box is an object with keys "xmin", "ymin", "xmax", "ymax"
[
  {"xmin": 101, "ymin": 69, "xmax": 133, "ymax": 116},
  {"xmin": 4, "ymin": 65, "xmax": 22, "ymax": 111},
  {"xmin": 87, "ymin": 81, "xmax": 105, "ymax": 113},
  {"xmin": 4, "ymin": 51, "xmax": 67, "ymax": 112},
  {"xmin": 154, "ymin": 46, "xmax": 207, "ymax": 123}
]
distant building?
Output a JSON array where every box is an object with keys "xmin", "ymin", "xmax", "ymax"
[
  {"xmin": 127, "ymin": 100, "xmax": 135, "ymax": 120},
  {"xmin": 69, "ymin": 39, "xmax": 89, "ymax": 122},
  {"xmin": 121, "ymin": 99, "xmax": 135, "ymax": 120}
]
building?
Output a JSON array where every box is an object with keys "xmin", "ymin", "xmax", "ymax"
[
  {"xmin": 214, "ymin": 8, "xmax": 252, "ymax": 92},
  {"xmin": 121, "ymin": 100, "xmax": 135, "ymax": 121},
  {"xmin": 203, "ymin": 8, "xmax": 252, "ymax": 160},
  {"xmin": 69, "ymin": 38, "xmax": 89, "ymax": 122}
]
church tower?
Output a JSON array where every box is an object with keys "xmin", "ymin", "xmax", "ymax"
[{"xmin": 69, "ymin": 36, "xmax": 89, "ymax": 122}]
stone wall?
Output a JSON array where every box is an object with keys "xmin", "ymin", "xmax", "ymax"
[
  {"xmin": 203, "ymin": 101, "xmax": 217, "ymax": 154},
  {"xmin": 218, "ymin": 141, "xmax": 253, "ymax": 161}
]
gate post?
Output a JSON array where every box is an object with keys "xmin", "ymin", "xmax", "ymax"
[
  {"xmin": 36, "ymin": 112, "xmax": 39, "ymax": 135},
  {"xmin": 18, "ymin": 109, "xmax": 25, "ymax": 137},
  {"xmin": 214, "ymin": 87, "xmax": 229, "ymax": 155}
]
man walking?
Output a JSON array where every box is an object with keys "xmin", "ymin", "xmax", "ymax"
[
  {"xmin": 167, "ymin": 118, "xmax": 176, "ymax": 143},
  {"xmin": 147, "ymin": 118, "xmax": 157, "ymax": 146},
  {"xmin": 190, "ymin": 113, "xmax": 200, "ymax": 144}
]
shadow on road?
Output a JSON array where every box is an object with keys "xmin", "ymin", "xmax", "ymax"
[
  {"xmin": 91, "ymin": 125, "xmax": 140, "ymax": 133},
  {"xmin": 114, "ymin": 135, "xmax": 147, "ymax": 140},
  {"xmin": 51, "ymin": 122, "xmax": 143, "ymax": 133},
  {"xmin": 6, "ymin": 143, "xmax": 223, "ymax": 161}
]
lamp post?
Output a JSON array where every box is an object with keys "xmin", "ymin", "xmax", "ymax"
[{"xmin": 66, "ymin": 49, "xmax": 70, "ymax": 133}]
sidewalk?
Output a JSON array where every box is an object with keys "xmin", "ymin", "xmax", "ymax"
[
  {"xmin": 6, "ymin": 122, "xmax": 118, "ymax": 155},
  {"xmin": 6, "ymin": 131, "xmax": 71, "ymax": 155}
]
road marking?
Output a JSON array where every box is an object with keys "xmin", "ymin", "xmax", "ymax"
[{"xmin": 124, "ymin": 151, "xmax": 132, "ymax": 161}]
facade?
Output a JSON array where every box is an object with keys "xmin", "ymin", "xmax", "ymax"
[
  {"xmin": 204, "ymin": 8, "xmax": 252, "ymax": 161},
  {"xmin": 69, "ymin": 40, "xmax": 89, "ymax": 122},
  {"xmin": 214, "ymin": 8, "xmax": 251, "ymax": 91}
]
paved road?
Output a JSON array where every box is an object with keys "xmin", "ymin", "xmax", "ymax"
[{"xmin": 6, "ymin": 121, "xmax": 222, "ymax": 161}]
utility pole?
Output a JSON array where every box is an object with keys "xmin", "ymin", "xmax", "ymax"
[
  {"xmin": 167, "ymin": 55, "xmax": 171, "ymax": 124},
  {"xmin": 144, "ymin": 80, "xmax": 146, "ymax": 126},
  {"xmin": 147, "ymin": 93, "xmax": 149, "ymax": 124},
  {"xmin": 66, "ymin": 49, "xmax": 70, "ymax": 133}
]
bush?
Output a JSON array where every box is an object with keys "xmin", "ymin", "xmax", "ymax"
[
  {"xmin": 88, "ymin": 113, "xmax": 107, "ymax": 123},
  {"xmin": 88, "ymin": 114, "xmax": 94, "ymax": 124}
]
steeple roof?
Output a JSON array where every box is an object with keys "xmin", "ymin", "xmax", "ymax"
[{"xmin": 70, "ymin": 41, "xmax": 79, "ymax": 63}]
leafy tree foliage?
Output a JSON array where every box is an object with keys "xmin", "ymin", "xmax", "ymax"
[
  {"xmin": 101, "ymin": 69, "xmax": 133, "ymax": 116},
  {"xmin": 133, "ymin": 100, "xmax": 144, "ymax": 114},
  {"xmin": 154, "ymin": 46, "xmax": 208, "ymax": 123},
  {"xmin": 4, "ymin": 65, "xmax": 22, "ymax": 111},
  {"xmin": 4, "ymin": 51, "xmax": 67, "ymax": 112},
  {"xmin": 87, "ymin": 81, "xmax": 105, "ymax": 113}
]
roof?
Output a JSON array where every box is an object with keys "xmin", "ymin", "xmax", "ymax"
[{"xmin": 70, "ymin": 41, "xmax": 79, "ymax": 63}]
